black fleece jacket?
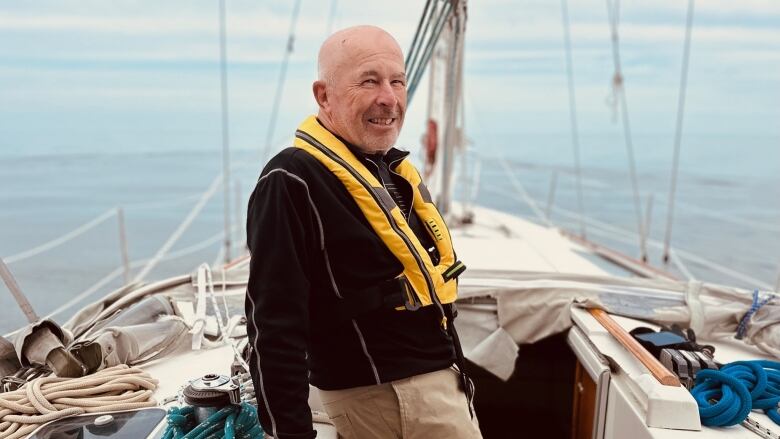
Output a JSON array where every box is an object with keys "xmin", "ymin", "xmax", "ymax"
[{"xmin": 245, "ymin": 137, "xmax": 456, "ymax": 438}]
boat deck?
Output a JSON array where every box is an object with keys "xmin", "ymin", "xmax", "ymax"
[{"xmin": 29, "ymin": 204, "xmax": 774, "ymax": 438}]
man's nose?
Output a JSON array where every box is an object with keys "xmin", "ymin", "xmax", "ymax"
[{"xmin": 375, "ymin": 81, "xmax": 398, "ymax": 107}]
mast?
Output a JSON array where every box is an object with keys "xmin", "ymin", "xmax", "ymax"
[
  {"xmin": 438, "ymin": 3, "xmax": 466, "ymax": 216},
  {"xmin": 405, "ymin": 0, "xmax": 466, "ymax": 216}
]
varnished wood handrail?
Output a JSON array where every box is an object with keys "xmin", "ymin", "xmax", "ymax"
[{"xmin": 589, "ymin": 308, "xmax": 681, "ymax": 387}]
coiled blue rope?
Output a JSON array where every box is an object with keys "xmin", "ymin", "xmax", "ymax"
[
  {"xmin": 691, "ymin": 360, "xmax": 780, "ymax": 427},
  {"xmin": 162, "ymin": 402, "xmax": 264, "ymax": 439}
]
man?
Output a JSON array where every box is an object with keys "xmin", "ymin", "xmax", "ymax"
[{"xmin": 245, "ymin": 25, "xmax": 481, "ymax": 439}]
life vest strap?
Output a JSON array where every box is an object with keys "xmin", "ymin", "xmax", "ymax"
[{"xmin": 332, "ymin": 276, "xmax": 422, "ymax": 320}]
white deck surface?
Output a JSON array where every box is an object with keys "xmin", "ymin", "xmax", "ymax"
[{"xmin": 452, "ymin": 206, "xmax": 607, "ymax": 275}]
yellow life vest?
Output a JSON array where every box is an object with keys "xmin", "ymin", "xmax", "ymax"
[{"xmin": 293, "ymin": 116, "xmax": 464, "ymax": 324}]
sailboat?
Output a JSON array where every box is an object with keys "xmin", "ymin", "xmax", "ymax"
[{"xmin": 1, "ymin": 0, "xmax": 778, "ymax": 438}]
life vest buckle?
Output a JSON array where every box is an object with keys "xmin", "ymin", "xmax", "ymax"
[{"xmin": 442, "ymin": 260, "xmax": 466, "ymax": 282}]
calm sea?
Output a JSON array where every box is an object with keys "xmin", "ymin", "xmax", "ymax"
[{"xmin": 1, "ymin": 132, "xmax": 778, "ymax": 333}]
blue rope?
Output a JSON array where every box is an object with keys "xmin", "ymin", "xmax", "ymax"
[
  {"xmin": 736, "ymin": 290, "xmax": 774, "ymax": 340},
  {"xmin": 162, "ymin": 402, "xmax": 264, "ymax": 439},
  {"xmin": 691, "ymin": 360, "xmax": 780, "ymax": 427}
]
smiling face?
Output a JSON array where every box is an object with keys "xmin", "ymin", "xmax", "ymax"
[{"xmin": 313, "ymin": 26, "xmax": 407, "ymax": 154}]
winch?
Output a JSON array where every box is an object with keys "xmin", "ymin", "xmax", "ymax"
[
  {"xmin": 182, "ymin": 373, "xmax": 241, "ymax": 424},
  {"xmin": 162, "ymin": 372, "xmax": 263, "ymax": 439}
]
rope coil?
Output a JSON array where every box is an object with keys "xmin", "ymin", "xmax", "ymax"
[
  {"xmin": 691, "ymin": 360, "xmax": 780, "ymax": 427},
  {"xmin": 162, "ymin": 402, "xmax": 263, "ymax": 439},
  {"xmin": 0, "ymin": 364, "xmax": 158, "ymax": 439}
]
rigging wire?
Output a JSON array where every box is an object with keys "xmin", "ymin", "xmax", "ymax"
[
  {"xmin": 406, "ymin": 0, "xmax": 455, "ymax": 104},
  {"xmin": 605, "ymin": 0, "xmax": 648, "ymax": 262},
  {"xmin": 560, "ymin": 0, "xmax": 587, "ymax": 238},
  {"xmin": 218, "ymin": 0, "xmax": 232, "ymax": 264},
  {"xmin": 668, "ymin": 248, "xmax": 696, "ymax": 281},
  {"xmin": 3, "ymin": 209, "xmax": 117, "ymax": 264},
  {"xmin": 262, "ymin": 0, "xmax": 303, "ymax": 164},
  {"xmin": 45, "ymin": 228, "xmax": 230, "ymax": 320},
  {"xmin": 497, "ymin": 162, "xmax": 553, "ymax": 227},
  {"xmin": 663, "ymin": 0, "xmax": 695, "ymax": 263},
  {"xmin": 133, "ymin": 175, "xmax": 223, "ymax": 283},
  {"xmin": 481, "ymin": 182, "xmax": 773, "ymax": 289},
  {"xmin": 409, "ymin": 2, "xmax": 453, "ymax": 102},
  {"xmin": 405, "ymin": 0, "xmax": 436, "ymax": 87}
]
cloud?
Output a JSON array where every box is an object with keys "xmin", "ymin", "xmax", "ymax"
[{"xmin": 0, "ymin": 0, "xmax": 777, "ymax": 140}]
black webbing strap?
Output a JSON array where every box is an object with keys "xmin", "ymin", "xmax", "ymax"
[
  {"xmin": 445, "ymin": 304, "xmax": 476, "ymax": 419},
  {"xmin": 333, "ymin": 277, "xmax": 412, "ymax": 321}
]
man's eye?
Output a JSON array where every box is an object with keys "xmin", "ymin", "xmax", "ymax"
[
  {"xmin": 362, "ymin": 79, "xmax": 378, "ymax": 85},
  {"xmin": 392, "ymin": 80, "xmax": 406, "ymax": 87}
]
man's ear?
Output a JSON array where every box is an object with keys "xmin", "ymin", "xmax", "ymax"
[{"xmin": 313, "ymin": 80, "xmax": 328, "ymax": 111}]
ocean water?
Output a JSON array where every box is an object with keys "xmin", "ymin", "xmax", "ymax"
[{"xmin": 0, "ymin": 133, "xmax": 778, "ymax": 334}]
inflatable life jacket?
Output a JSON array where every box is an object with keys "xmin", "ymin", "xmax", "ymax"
[{"xmin": 293, "ymin": 116, "xmax": 465, "ymax": 326}]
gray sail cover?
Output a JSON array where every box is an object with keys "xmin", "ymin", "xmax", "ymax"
[{"xmin": 455, "ymin": 271, "xmax": 779, "ymax": 380}]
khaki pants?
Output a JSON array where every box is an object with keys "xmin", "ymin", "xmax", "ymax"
[{"xmin": 318, "ymin": 367, "xmax": 482, "ymax": 439}]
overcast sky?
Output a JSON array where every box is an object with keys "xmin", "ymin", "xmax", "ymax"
[{"xmin": 1, "ymin": 0, "xmax": 778, "ymax": 159}]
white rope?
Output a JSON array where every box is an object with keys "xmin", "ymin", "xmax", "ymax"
[
  {"xmin": 4, "ymin": 209, "xmax": 117, "ymax": 264},
  {"xmin": 134, "ymin": 176, "xmax": 222, "ymax": 283},
  {"xmin": 205, "ymin": 265, "xmax": 229, "ymax": 338},
  {"xmin": 0, "ymin": 365, "xmax": 158, "ymax": 439},
  {"xmin": 219, "ymin": 266, "xmax": 232, "ymax": 326}
]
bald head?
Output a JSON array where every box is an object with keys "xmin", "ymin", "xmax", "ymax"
[
  {"xmin": 318, "ymin": 25, "xmax": 404, "ymax": 85},
  {"xmin": 313, "ymin": 26, "xmax": 408, "ymax": 153}
]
